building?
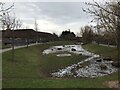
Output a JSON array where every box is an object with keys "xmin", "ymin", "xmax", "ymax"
[{"xmin": 1, "ymin": 29, "xmax": 57, "ymax": 46}]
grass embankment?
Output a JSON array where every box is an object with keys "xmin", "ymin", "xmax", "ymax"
[
  {"xmin": 82, "ymin": 44, "xmax": 118, "ymax": 61},
  {"xmin": 2, "ymin": 41, "xmax": 118, "ymax": 88}
]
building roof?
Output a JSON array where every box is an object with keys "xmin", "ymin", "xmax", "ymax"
[{"xmin": 1, "ymin": 29, "xmax": 54, "ymax": 39}]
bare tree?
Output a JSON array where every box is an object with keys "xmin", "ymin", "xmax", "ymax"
[
  {"xmin": 83, "ymin": 2, "xmax": 120, "ymax": 85},
  {"xmin": 0, "ymin": 2, "xmax": 14, "ymax": 28},
  {"xmin": 34, "ymin": 19, "xmax": 39, "ymax": 44},
  {"xmin": 83, "ymin": 0, "xmax": 120, "ymax": 62},
  {"xmin": 81, "ymin": 25, "xmax": 94, "ymax": 44},
  {"xmin": 1, "ymin": 12, "xmax": 22, "ymax": 61},
  {"xmin": 0, "ymin": 2, "xmax": 14, "ymax": 13}
]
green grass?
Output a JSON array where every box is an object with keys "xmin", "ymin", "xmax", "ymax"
[
  {"xmin": 1, "ymin": 44, "xmax": 11, "ymax": 49},
  {"xmin": 3, "ymin": 41, "xmax": 86, "ymax": 78},
  {"xmin": 3, "ymin": 73, "xmax": 118, "ymax": 88},
  {"xmin": 0, "ymin": 50, "xmax": 1, "ymax": 89},
  {"xmin": 2, "ymin": 41, "xmax": 118, "ymax": 88},
  {"xmin": 82, "ymin": 43, "xmax": 118, "ymax": 61}
]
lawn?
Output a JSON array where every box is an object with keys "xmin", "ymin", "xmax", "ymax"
[
  {"xmin": 3, "ymin": 73, "xmax": 118, "ymax": 88},
  {"xmin": 82, "ymin": 43, "xmax": 118, "ymax": 61},
  {"xmin": 2, "ymin": 41, "xmax": 118, "ymax": 88},
  {"xmin": 1, "ymin": 44, "xmax": 11, "ymax": 49}
]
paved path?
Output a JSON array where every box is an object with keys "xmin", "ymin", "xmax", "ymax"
[
  {"xmin": 99, "ymin": 44, "xmax": 116, "ymax": 48},
  {"xmin": 0, "ymin": 43, "xmax": 42, "ymax": 53},
  {"xmin": 0, "ymin": 43, "xmax": 117, "ymax": 53}
]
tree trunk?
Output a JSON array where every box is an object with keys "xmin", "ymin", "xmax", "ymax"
[
  {"xmin": 11, "ymin": 29, "xmax": 14, "ymax": 61},
  {"xmin": 26, "ymin": 39, "xmax": 29, "ymax": 48}
]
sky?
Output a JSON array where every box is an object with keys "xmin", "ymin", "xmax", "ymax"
[{"xmin": 3, "ymin": 0, "xmax": 105, "ymax": 36}]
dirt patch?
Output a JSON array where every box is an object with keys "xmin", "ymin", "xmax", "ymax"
[{"xmin": 104, "ymin": 80, "xmax": 120, "ymax": 88}]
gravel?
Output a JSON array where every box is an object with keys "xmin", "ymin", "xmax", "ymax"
[
  {"xmin": 42, "ymin": 45, "xmax": 94, "ymax": 56},
  {"xmin": 42, "ymin": 45, "xmax": 118, "ymax": 78}
]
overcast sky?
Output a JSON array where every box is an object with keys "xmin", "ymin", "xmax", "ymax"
[{"xmin": 5, "ymin": 1, "xmax": 100, "ymax": 36}]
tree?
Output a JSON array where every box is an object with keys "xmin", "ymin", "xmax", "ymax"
[
  {"xmin": 52, "ymin": 33, "xmax": 58, "ymax": 41},
  {"xmin": 83, "ymin": 1, "xmax": 119, "ymax": 43},
  {"xmin": 83, "ymin": 0, "xmax": 120, "ymax": 68},
  {"xmin": 0, "ymin": 2, "xmax": 14, "ymax": 13},
  {"xmin": 81, "ymin": 26, "xmax": 94, "ymax": 44},
  {"xmin": 34, "ymin": 19, "xmax": 39, "ymax": 44},
  {"xmin": 0, "ymin": 2, "xmax": 14, "ymax": 30},
  {"xmin": 60, "ymin": 29, "xmax": 76, "ymax": 40},
  {"xmin": 4, "ymin": 13, "xmax": 22, "ymax": 61},
  {"xmin": 1, "ymin": 3, "xmax": 22, "ymax": 61}
]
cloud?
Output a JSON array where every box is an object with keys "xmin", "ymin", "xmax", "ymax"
[
  {"xmin": 2, "ymin": 0, "xmax": 107, "ymax": 3},
  {"xmin": 9, "ymin": 2, "xmax": 96, "ymax": 35}
]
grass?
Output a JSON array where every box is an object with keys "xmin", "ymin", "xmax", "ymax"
[
  {"xmin": 82, "ymin": 43, "xmax": 118, "ymax": 61},
  {"xmin": 2, "ymin": 41, "xmax": 118, "ymax": 88},
  {"xmin": 0, "ymin": 50, "xmax": 1, "ymax": 89},
  {"xmin": 3, "ymin": 73, "xmax": 118, "ymax": 88},
  {"xmin": 1, "ymin": 44, "xmax": 11, "ymax": 49}
]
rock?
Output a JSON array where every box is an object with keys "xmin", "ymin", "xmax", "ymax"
[
  {"xmin": 96, "ymin": 58, "xmax": 102, "ymax": 62},
  {"xmin": 100, "ymin": 64, "xmax": 107, "ymax": 70},
  {"xmin": 75, "ymin": 65, "xmax": 82, "ymax": 70},
  {"xmin": 44, "ymin": 45, "xmax": 118, "ymax": 78},
  {"xmin": 103, "ymin": 57, "xmax": 112, "ymax": 61},
  {"xmin": 56, "ymin": 54, "xmax": 71, "ymax": 57},
  {"xmin": 57, "ymin": 48, "xmax": 62, "ymax": 50},
  {"xmin": 112, "ymin": 61, "xmax": 120, "ymax": 68},
  {"xmin": 71, "ymin": 48, "xmax": 76, "ymax": 51},
  {"xmin": 79, "ymin": 53, "xmax": 82, "ymax": 55},
  {"xmin": 62, "ymin": 45, "xmax": 65, "ymax": 47},
  {"xmin": 51, "ymin": 57, "xmax": 118, "ymax": 78}
]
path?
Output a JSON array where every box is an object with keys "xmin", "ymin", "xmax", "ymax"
[
  {"xmin": 0, "ymin": 43, "xmax": 42, "ymax": 53},
  {"xmin": 99, "ymin": 44, "xmax": 116, "ymax": 48}
]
